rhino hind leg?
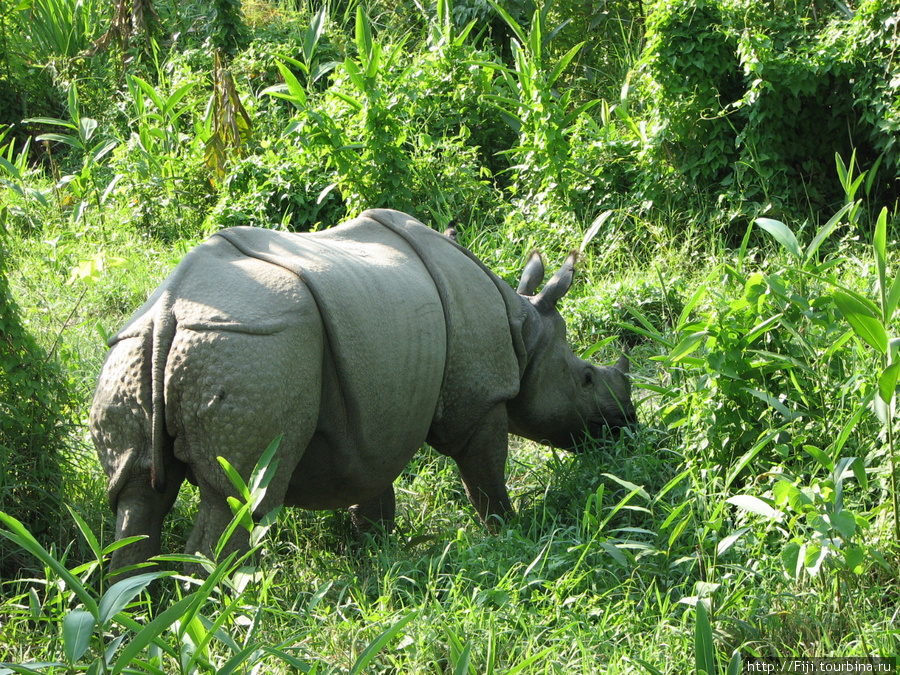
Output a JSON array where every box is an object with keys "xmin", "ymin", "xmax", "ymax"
[
  {"xmin": 349, "ymin": 486, "xmax": 396, "ymax": 536},
  {"xmin": 90, "ymin": 335, "xmax": 185, "ymax": 576},
  {"xmin": 168, "ymin": 326, "xmax": 323, "ymax": 574},
  {"xmin": 110, "ymin": 463, "xmax": 186, "ymax": 576}
]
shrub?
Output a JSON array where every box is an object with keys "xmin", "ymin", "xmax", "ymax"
[
  {"xmin": 635, "ymin": 0, "xmax": 900, "ymax": 219},
  {"xmin": 0, "ymin": 224, "xmax": 74, "ymax": 575},
  {"xmin": 636, "ymin": 0, "xmax": 743, "ymax": 192},
  {"xmin": 205, "ymin": 137, "xmax": 347, "ymax": 231}
]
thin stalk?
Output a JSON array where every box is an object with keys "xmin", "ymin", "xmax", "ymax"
[{"xmin": 888, "ymin": 414, "xmax": 900, "ymax": 544}]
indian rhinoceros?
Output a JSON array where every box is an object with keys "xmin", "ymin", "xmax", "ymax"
[{"xmin": 90, "ymin": 208, "xmax": 636, "ymax": 574}]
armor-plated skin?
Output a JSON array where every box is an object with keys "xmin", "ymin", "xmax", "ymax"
[{"xmin": 90, "ymin": 209, "xmax": 636, "ymax": 574}]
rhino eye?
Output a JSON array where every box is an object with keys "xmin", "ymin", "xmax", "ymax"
[{"xmin": 583, "ymin": 367, "xmax": 594, "ymax": 387}]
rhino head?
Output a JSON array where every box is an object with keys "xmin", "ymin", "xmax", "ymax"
[{"xmin": 507, "ymin": 250, "xmax": 637, "ymax": 450}]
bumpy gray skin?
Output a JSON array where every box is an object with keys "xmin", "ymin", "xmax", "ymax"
[{"xmin": 90, "ymin": 209, "xmax": 636, "ymax": 575}]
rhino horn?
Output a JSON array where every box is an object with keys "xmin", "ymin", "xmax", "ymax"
[
  {"xmin": 615, "ymin": 352, "xmax": 630, "ymax": 374},
  {"xmin": 534, "ymin": 251, "xmax": 578, "ymax": 311},
  {"xmin": 517, "ymin": 250, "xmax": 544, "ymax": 296}
]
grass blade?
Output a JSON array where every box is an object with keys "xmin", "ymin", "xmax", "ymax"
[
  {"xmin": 804, "ymin": 202, "xmax": 852, "ymax": 264},
  {"xmin": 349, "ymin": 611, "xmax": 417, "ymax": 675},
  {"xmin": 505, "ymin": 646, "xmax": 555, "ymax": 675},
  {"xmin": 548, "ymin": 42, "xmax": 583, "ymax": 87},
  {"xmin": 110, "ymin": 595, "xmax": 196, "ymax": 675},
  {"xmin": 0, "ymin": 511, "xmax": 98, "ymax": 617}
]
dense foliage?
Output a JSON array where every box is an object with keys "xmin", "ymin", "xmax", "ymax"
[{"xmin": 0, "ymin": 0, "xmax": 898, "ymax": 671}]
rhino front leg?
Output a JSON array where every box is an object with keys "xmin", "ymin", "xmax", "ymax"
[
  {"xmin": 446, "ymin": 404, "xmax": 513, "ymax": 532},
  {"xmin": 349, "ymin": 486, "xmax": 396, "ymax": 536}
]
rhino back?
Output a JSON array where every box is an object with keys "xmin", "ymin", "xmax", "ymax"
[{"xmin": 212, "ymin": 221, "xmax": 448, "ymax": 499}]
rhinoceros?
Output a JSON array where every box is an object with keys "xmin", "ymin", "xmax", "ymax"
[{"xmin": 90, "ymin": 209, "xmax": 636, "ymax": 574}]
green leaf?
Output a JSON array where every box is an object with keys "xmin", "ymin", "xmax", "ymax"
[
  {"xmin": 35, "ymin": 132, "xmax": 83, "ymax": 149},
  {"xmin": 716, "ymin": 527, "xmax": 749, "ymax": 557},
  {"xmin": 755, "ymin": 218, "xmax": 801, "ymax": 259},
  {"xmin": 801, "ymin": 445, "xmax": 833, "ymax": 472},
  {"xmin": 864, "ymin": 153, "xmax": 883, "ymax": 197},
  {"xmin": 79, "ymin": 117, "xmax": 98, "ymax": 143},
  {"xmin": 0, "ymin": 156, "xmax": 22, "ymax": 180},
  {"xmin": 842, "ymin": 545, "xmax": 865, "ymax": 574},
  {"xmin": 835, "ymin": 151, "xmax": 849, "ymax": 189},
  {"xmin": 165, "ymin": 82, "xmax": 197, "ymax": 115},
  {"xmin": 342, "ymin": 58, "xmax": 366, "ymax": 94},
  {"xmin": 98, "ymin": 572, "xmax": 169, "ymax": 626},
  {"xmin": 580, "ymin": 210, "xmax": 613, "ymax": 251},
  {"xmin": 598, "ymin": 541, "xmax": 629, "ymax": 567},
  {"xmin": 781, "ymin": 541, "xmax": 802, "ymax": 579},
  {"xmin": 676, "ymin": 279, "xmax": 709, "ymax": 332},
  {"xmin": 102, "ymin": 534, "xmax": 149, "ymax": 557},
  {"xmin": 110, "ymin": 595, "xmax": 196, "ymax": 675},
  {"xmin": 452, "ymin": 641, "xmax": 472, "ymax": 675},
  {"xmin": 726, "ymin": 650, "xmax": 743, "ymax": 675},
  {"xmin": 23, "ymin": 116, "xmax": 77, "ymax": 130},
  {"xmin": 724, "ymin": 429, "xmax": 779, "ymax": 491},
  {"xmin": 216, "ymin": 457, "xmax": 250, "ymax": 501},
  {"xmin": 804, "ymin": 202, "xmax": 853, "ymax": 265},
  {"xmin": 694, "ymin": 600, "xmax": 715, "ymax": 675},
  {"xmin": 349, "ymin": 611, "xmax": 417, "ymax": 675},
  {"xmin": 66, "ymin": 504, "xmax": 102, "ymax": 561},
  {"xmin": 875, "ymin": 204, "xmax": 888, "ymax": 312},
  {"xmin": 828, "ymin": 510, "xmax": 857, "ymax": 541},
  {"xmin": 667, "ymin": 331, "xmax": 706, "ymax": 364},
  {"xmin": 63, "ymin": 610, "xmax": 96, "ymax": 665},
  {"xmin": 742, "ymin": 386, "xmax": 795, "ymax": 420},
  {"xmin": 505, "ymin": 647, "xmax": 556, "ymax": 675},
  {"xmin": 0, "ymin": 511, "xmax": 98, "ymax": 617},
  {"xmin": 804, "ymin": 543, "xmax": 827, "ymax": 576},
  {"xmin": 879, "ymin": 362, "xmax": 900, "ymax": 406},
  {"xmin": 832, "ymin": 291, "xmax": 888, "ymax": 354},
  {"xmin": 874, "ymin": 208, "xmax": 900, "ymax": 323},
  {"xmin": 743, "ymin": 313, "xmax": 782, "ymax": 345},
  {"xmin": 91, "ymin": 139, "xmax": 118, "ymax": 163},
  {"xmin": 726, "ymin": 495, "xmax": 780, "ymax": 520},
  {"xmin": 547, "ymin": 42, "xmax": 583, "ymax": 87},
  {"xmin": 304, "ymin": 4, "xmax": 328, "ymax": 64},
  {"xmin": 271, "ymin": 62, "xmax": 307, "ymax": 107},
  {"xmin": 248, "ymin": 435, "xmax": 282, "ymax": 494},
  {"xmin": 354, "ymin": 6, "xmax": 373, "ymax": 65},
  {"xmin": 488, "ymin": 0, "xmax": 527, "ymax": 46},
  {"xmin": 772, "ymin": 480, "xmax": 795, "ymax": 506}
]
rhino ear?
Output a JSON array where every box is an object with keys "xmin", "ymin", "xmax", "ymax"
[
  {"xmin": 535, "ymin": 251, "xmax": 577, "ymax": 310},
  {"xmin": 615, "ymin": 352, "xmax": 630, "ymax": 374},
  {"xmin": 517, "ymin": 250, "xmax": 544, "ymax": 296}
]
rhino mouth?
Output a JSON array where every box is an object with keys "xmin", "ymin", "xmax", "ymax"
[{"xmin": 565, "ymin": 409, "xmax": 638, "ymax": 451}]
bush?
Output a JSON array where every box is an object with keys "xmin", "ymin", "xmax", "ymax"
[
  {"xmin": 635, "ymin": 0, "xmax": 900, "ymax": 219},
  {"xmin": 206, "ymin": 137, "xmax": 347, "ymax": 231},
  {"xmin": 0, "ymin": 225, "xmax": 74, "ymax": 575}
]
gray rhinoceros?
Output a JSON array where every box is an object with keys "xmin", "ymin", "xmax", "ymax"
[{"xmin": 90, "ymin": 209, "xmax": 636, "ymax": 574}]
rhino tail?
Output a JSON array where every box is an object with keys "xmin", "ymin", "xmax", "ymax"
[{"xmin": 150, "ymin": 290, "xmax": 177, "ymax": 494}]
